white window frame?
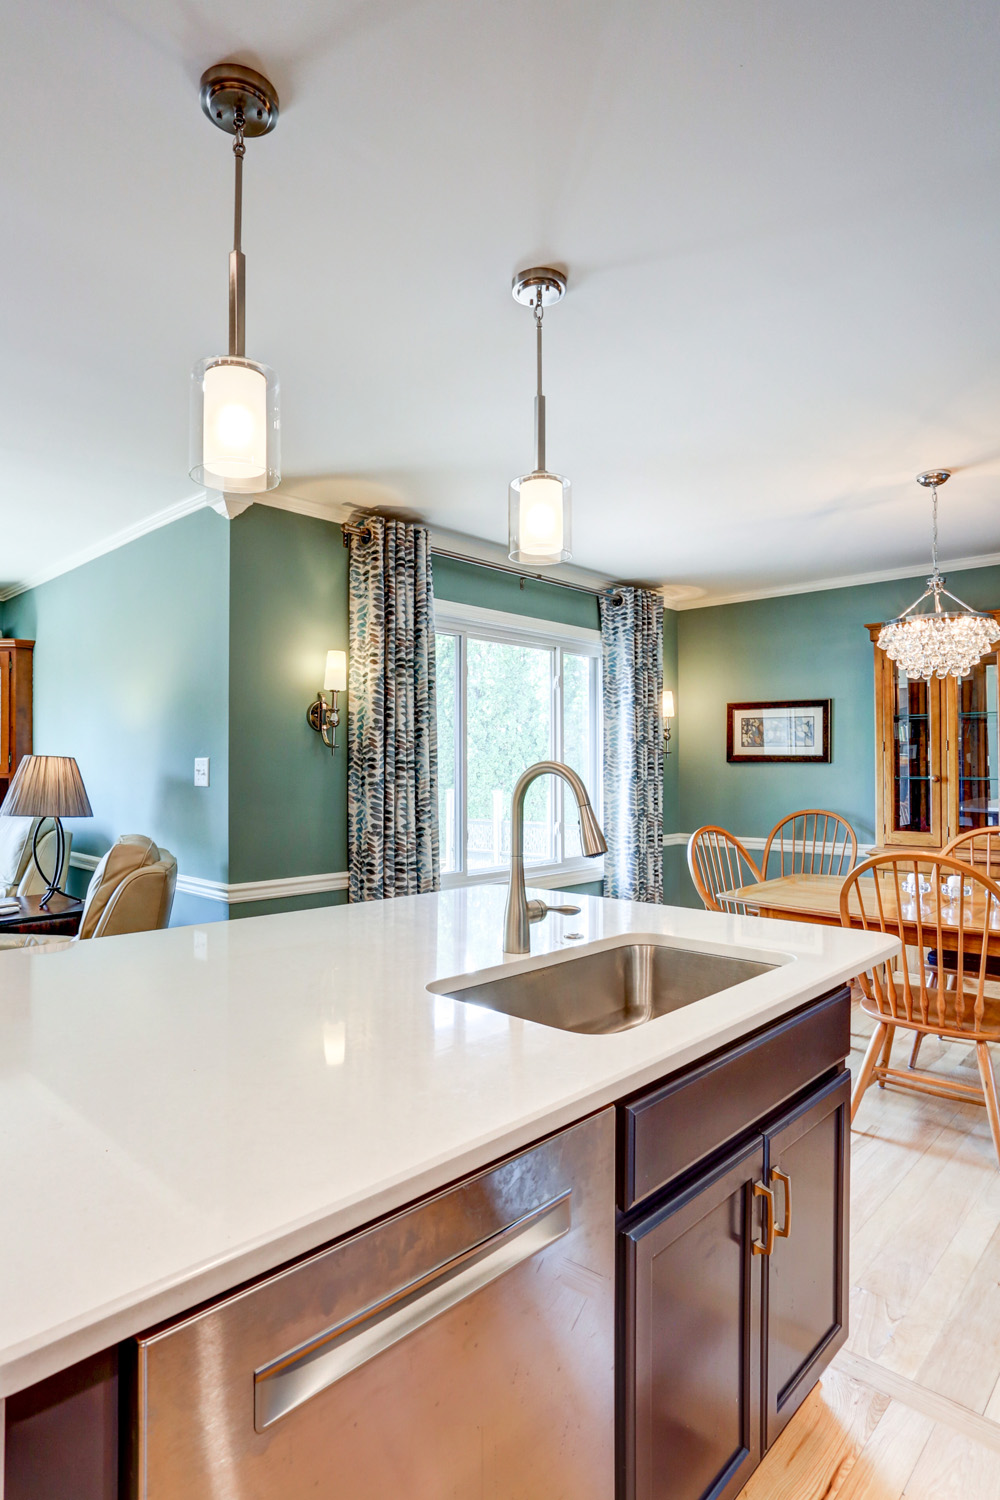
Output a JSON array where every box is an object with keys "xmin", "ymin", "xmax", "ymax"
[{"xmin": 434, "ymin": 599, "xmax": 604, "ymax": 890}]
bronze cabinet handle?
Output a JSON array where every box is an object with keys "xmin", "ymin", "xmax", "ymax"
[
  {"xmin": 752, "ymin": 1181, "xmax": 775, "ymax": 1256},
  {"xmin": 771, "ymin": 1168, "xmax": 792, "ymax": 1239}
]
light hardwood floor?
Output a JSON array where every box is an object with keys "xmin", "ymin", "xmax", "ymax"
[{"xmin": 737, "ymin": 1003, "xmax": 1000, "ymax": 1498}]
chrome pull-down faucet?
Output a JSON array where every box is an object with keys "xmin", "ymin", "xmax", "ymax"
[{"xmin": 503, "ymin": 760, "xmax": 608, "ymax": 955}]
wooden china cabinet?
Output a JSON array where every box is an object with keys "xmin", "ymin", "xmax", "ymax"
[
  {"xmin": 868, "ymin": 616, "xmax": 1000, "ymax": 853},
  {"xmin": 0, "ymin": 639, "xmax": 33, "ymax": 804}
]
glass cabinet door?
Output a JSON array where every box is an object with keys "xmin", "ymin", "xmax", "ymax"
[
  {"xmin": 950, "ymin": 652, "xmax": 1000, "ymax": 833},
  {"xmin": 888, "ymin": 667, "xmax": 943, "ymax": 844}
]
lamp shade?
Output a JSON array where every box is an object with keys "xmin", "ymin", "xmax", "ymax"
[
  {"xmin": 662, "ymin": 689, "xmax": 675, "ymax": 719},
  {"xmin": 324, "ymin": 650, "xmax": 348, "ymax": 693},
  {"xmin": 508, "ymin": 472, "xmax": 572, "ymax": 565},
  {"xmin": 189, "ymin": 356, "xmax": 280, "ymax": 495},
  {"xmin": 1, "ymin": 755, "xmax": 93, "ymax": 819}
]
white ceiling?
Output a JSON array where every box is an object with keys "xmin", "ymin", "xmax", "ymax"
[{"xmin": 3, "ymin": 0, "xmax": 1000, "ymax": 603}]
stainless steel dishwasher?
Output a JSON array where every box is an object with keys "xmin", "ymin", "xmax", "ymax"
[{"xmin": 131, "ymin": 1110, "xmax": 615, "ymax": 1499}]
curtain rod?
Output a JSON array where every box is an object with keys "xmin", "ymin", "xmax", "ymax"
[{"xmin": 341, "ymin": 521, "xmax": 612, "ymax": 599}]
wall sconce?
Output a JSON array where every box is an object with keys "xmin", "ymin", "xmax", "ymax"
[
  {"xmin": 662, "ymin": 689, "xmax": 675, "ymax": 755},
  {"xmin": 307, "ymin": 651, "xmax": 347, "ymax": 753}
]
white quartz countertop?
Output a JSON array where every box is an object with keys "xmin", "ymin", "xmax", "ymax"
[{"xmin": 0, "ymin": 887, "xmax": 897, "ymax": 1395}]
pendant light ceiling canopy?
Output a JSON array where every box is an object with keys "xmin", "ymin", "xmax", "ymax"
[
  {"xmin": 508, "ymin": 267, "xmax": 571, "ymax": 566},
  {"xmin": 878, "ymin": 471, "xmax": 1000, "ymax": 680},
  {"xmin": 189, "ymin": 63, "xmax": 281, "ymax": 502}
]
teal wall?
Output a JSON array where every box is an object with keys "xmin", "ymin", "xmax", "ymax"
[
  {"xmin": 432, "ymin": 554, "xmax": 601, "ymax": 631},
  {"xmin": 1, "ymin": 510, "xmax": 231, "ymax": 926},
  {"xmin": 227, "ymin": 507, "xmax": 349, "ymax": 916},
  {"xmin": 673, "ymin": 562, "xmax": 1000, "ymax": 906}
]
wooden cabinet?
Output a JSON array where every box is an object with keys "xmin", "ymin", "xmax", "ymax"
[
  {"xmin": 764, "ymin": 1073, "xmax": 849, "ymax": 1448},
  {"xmin": 868, "ymin": 620, "xmax": 1000, "ymax": 851},
  {"xmin": 0, "ymin": 639, "xmax": 33, "ymax": 804},
  {"xmin": 619, "ymin": 992, "xmax": 851, "ymax": 1500},
  {"xmin": 623, "ymin": 1140, "xmax": 764, "ymax": 1500}
]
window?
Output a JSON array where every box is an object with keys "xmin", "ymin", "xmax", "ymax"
[{"xmin": 435, "ymin": 600, "xmax": 603, "ymax": 887}]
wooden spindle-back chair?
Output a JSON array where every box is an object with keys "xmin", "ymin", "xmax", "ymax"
[
  {"xmin": 942, "ymin": 826, "xmax": 1000, "ymax": 880},
  {"xmin": 762, "ymin": 810, "xmax": 858, "ymax": 879},
  {"xmin": 687, "ymin": 827, "xmax": 762, "ymax": 915},
  {"xmin": 842, "ymin": 851, "xmax": 1000, "ymax": 1167}
]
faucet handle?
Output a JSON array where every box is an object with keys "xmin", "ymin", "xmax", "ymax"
[{"xmin": 526, "ymin": 899, "xmax": 581, "ymax": 924}]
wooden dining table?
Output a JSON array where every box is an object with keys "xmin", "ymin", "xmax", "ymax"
[{"xmin": 730, "ymin": 872, "xmax": 1000, "ymax": 959}]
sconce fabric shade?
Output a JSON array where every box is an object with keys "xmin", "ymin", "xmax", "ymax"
[
  {"xmin": 662, "ymin": 690, "xmax": 675, "ymax": 719},
  {"xmin": 189, "ymin": 356, "xmax": 280, "ymax": 495},
  {"xmin": 2, "ymin": 755, "xmax": 93, "ymax": 819},
  {"xmin": 508, "ymin": 473, "xmax": 572, "ymax": 565},
  {"xmin": 324, "ymin": 650, "xmax": 348, "ymax": 693}
]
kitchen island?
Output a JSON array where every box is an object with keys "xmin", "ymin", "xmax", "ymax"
[{"xmin": 0, "ymin": 886, "xmax": 897, "ymax": 1498}]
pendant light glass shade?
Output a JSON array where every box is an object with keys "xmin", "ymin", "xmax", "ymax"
[
  {"xmin": 877, "ymin": 471, "xmax": 1000, "ymax": 679},
  {"xmin": 189, "ymin": 356, "xmax": 280, "ymax": 494},
  {"xmin": 509, "ymin": 472, "xmax": 571, "ymax": 565}
]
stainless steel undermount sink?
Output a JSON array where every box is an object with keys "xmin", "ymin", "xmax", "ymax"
[{"xmin": 429, "ymin": 941, "xmax": 779, "ymax": 1035}]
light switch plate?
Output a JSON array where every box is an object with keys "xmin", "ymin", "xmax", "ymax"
[{"xmin": 194, "ymin": 757, "xmax": 210, "ymax": 787}]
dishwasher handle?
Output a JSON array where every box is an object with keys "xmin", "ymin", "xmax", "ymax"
[{"xmin": 254, "ymin": 1190, "xmax": 572, "ymax": 1430}]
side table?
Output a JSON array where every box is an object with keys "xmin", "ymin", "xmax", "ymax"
[{"xmin": 0, "ymin": 894, "xmax": 84, "ymax": 936}]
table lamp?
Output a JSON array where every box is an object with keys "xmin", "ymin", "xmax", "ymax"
[{"xmin": 1, "ymin": 755, "xmax": 93, "ymax": 906}]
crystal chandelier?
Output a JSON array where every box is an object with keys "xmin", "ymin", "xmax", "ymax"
[
  {"xmin": 508, "ymin": 267, "xmax": 571, "ymax": 565},
  {"xmin": 878, "ymin": 471, "xmax": 999, "ymax": 680}
]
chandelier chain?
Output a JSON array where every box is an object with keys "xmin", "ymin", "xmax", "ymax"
[{"xmin": 931, "ymin": 482, "xmax": 939, "ymax": 579}]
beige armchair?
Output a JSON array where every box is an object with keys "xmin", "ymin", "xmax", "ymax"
[
  {"xmin": 0, "ymin": 816, "xmax": 73, "ymax": 898},
  {"xmin": 0, "ymin": 835, "xmax": 177, "ymax": 951},
  {"xmin": 77, "ymin": 836, "xmax": 177, "ymax": 938}
]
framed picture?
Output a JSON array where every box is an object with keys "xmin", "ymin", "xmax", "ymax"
[{"xmin": 726, "ymin": 699, "xmax": 831, "ymax": 764}]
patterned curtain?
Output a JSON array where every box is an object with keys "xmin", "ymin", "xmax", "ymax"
[
  {"xmin": 599, "ymin": 586, "xmax": 663, "ymax": 902},
  {"xmin": 347, "ymin": 516, "xmax": 440, "ymax": 901}
]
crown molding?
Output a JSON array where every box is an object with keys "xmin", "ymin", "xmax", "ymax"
[
  {"xmin": 8, "ymin": 483, "xmax": 998, "ymax": 616},
  {"xmin": 255, "ymin": 491, "xmax": 346, "ymax": 523},
  {"xmin": 0, "ymin": 493, "xmax": 210, "ymax": 602},
  {"xmin": 671, "ymin": 551, "xmax": 1000, "ymax": 611}
]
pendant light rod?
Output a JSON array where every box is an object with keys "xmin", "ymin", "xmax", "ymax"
[
  {"xmin": 512, "ymin": 267, "xmax": 566, "ymax": 473},
  {"xmin": 534, "ymin": 295, "xmax": 545, "ymax": 472},
  {"xmin": 230, "ymin": 110, "xmax": 246, "ymax": 358},
  {"xmin": 199, "ymin": 64, "xmax": 280, "ymax": 360}
]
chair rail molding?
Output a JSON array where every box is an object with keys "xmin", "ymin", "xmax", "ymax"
[
  {"xmin": 69, "ymin": 835, "xmax": 873, "ymax": 905},
  {"xmin": 69, "ymin": 852, "xmax": 349, "ymax": 905}
]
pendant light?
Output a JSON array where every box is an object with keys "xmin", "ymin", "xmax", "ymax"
[
  {"xmin": 878, "ymin": 471, "xmax": 999, "ymax": 679},
  {"xmin": 509, "ymin": 267, "xmax": 571, "ymax": 565},
  {"xmin": 189, "ymin": 64, "xmax": 281, "ymax": 504}
]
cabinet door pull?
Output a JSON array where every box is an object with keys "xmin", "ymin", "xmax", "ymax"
[
  {"xmin": 752, "ymin": 1181, "xmax": 775, "ymax": 1256},
  {"xmin": 771, "ymin": 1168, "xmax": 792, "ymax": 1238}
]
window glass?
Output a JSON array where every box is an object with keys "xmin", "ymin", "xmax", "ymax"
[
  {"xmin": 433, "ymin": 609, "xmax": 602, "ymax": 882},
  {"xmin": 465, "ymin": 638, "xmax": 553, "ymax": 870}
]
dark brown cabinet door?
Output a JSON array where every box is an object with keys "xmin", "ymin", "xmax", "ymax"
[
  {"xmin": 622, "ymin": 1139, "xmax": 765, "ymax": 1500},
  {"xmin": 763, "ymin": 1070, "xmax": 850, "ymax": 1447}
]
